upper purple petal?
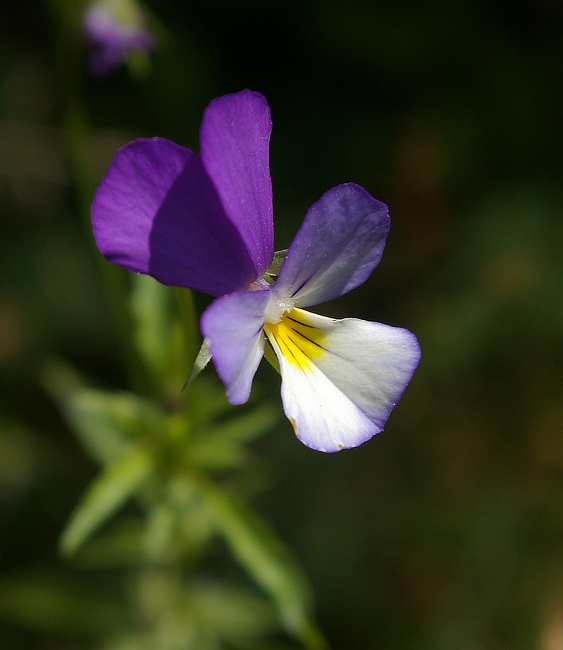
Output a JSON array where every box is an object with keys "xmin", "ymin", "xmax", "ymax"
[
  {"xmin": 200, "ymin": 290, "xmax": 270, "ymax": 405},
  {"xmin": 200, "ymin": 90, "xmax": 274, "ymax": 278},
  {"xmin": 92, "ymin": 137, "xmax": 258, "ymax": 297},
  {"xmin": 275, "ymin": 183, "xmax": 390, "ymax": 307}
]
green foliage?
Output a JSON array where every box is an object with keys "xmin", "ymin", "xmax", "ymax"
[
  {"xmin": 38, "ymin": 262, "xmax": 321, "ymax": 648},
  {"xmin": 196, "ymin": 476, "xmax": 326, "ymax": 649},
  {"xmin": 60, "ymin": 442, "xmax": 154, "ymax": 555},
  {"xmin": 183, "ymin": 338, "xmax": 212, "ymax": 390},
  {"xmin": 0, "ymin": 573, "xmax": 125, "ymax": 639},
  {"xmin": 40, "ymin": 336, "xmax": 321, "ymax": 647}
]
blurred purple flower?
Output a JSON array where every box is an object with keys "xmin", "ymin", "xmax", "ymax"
[
  {"xmin": 83, "ymin": 0, "xmax": 154, "ymax": 75},
  {"xmin": 91, "ymin": 90, "xmax": 421, "ymax": 452}
]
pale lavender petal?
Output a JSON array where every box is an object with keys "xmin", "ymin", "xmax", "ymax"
[
  {"xmin": 200, "ymin": 90, "xmax": 274, "ymax": 278},
  {"xmin": 92, "ymin": 137, "xmax": 258, "ymax": 297},
  {"xmin": 200, "ymin": 290, "xmax": 270, "ymax": 404},
  {"xmin": 275, "ymin": 183, "xmax": 390, "ymax": 308}
]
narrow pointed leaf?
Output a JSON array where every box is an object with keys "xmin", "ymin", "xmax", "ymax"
[
  {"xmin": 60, "ymin": 443, "xmax": 154, "ymax": 556},
  {"xmin": 190, "ymin": 403, "xmax": 279, "ymax": 470},
  {"xmin": 42, "ymin": 360, "xmax": 163, "ymax": 464},
  {"xmin": 263, "ymin": 248, "xmax": 288, "ymax": 284},
  {"xmin": 0, "ymin": 574, "xmax": 124, "ymax": 636},
  {"xmin": 183, "ymin": 338, "xmax": 212, "ymax": 390},
  {"xmin": 196, "ymin": 476, "xmax": 327, "ymax": 649}
]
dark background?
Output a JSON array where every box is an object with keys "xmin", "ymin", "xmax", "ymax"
[{"xmin": 0, "ymin": 1, "xmax": 562, "ymax": 648}]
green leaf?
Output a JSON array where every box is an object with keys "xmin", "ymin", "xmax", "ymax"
[
  {"xmin": 183, "ymin": 582, "xmax": 278, "ymax": 642},
  {"xmin": 0, "ymin": 572, "xmax": 124, "ymax": 637},
  {"xmin": 183, "ymin": 338, "xmax": 212, "ymax": 391},
  {"xmin": 142, "ymin": 475, "xmax": 213, "ymax": 563},
  {"xmin": 69, "ymin": 517, "xmax": 146, "ymax": 568},
  {"xmin": 196, "ymin": 477, "xmax": 327, "ymax": 650},
  {"xmin": 67, "ymin": 389, "xmax": 163, "ymax": 464},
  {"xmin": 60, "ymin": 443, "xmax": 154, "ymax": 556},
  {"xmin": 186, "ymin": 377, "xmax": 234, "ymax": 428},
  {"xmin": 190, "ymin": 404, "xmax": 279, "ymax": 470},
  {"xmin": 42, "ymin": 359, "xmax": 163, "ymax": 465},
  {"xmin": 263, "ymin": 249, "xmax": 288, "ymax": 284}
]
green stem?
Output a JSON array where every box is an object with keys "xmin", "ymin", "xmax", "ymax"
[{"xmin": 175, "ymin": 287, "xmax": 200, "ymax": 373}]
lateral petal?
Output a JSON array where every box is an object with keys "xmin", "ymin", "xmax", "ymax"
[
  {"xmin": 92, "ymin": 137, "xmax": 258, "ymax": 296},
  {"xmin": 265, "ymin": 308, "xmax": 420, "ymax": 452},
  {"xmin": 275, "ymin": 183, "xmax": 390, "ymax": 307},
  {"xmin": 200, "ymin": 90, "xmax": 274, "ymax": 279},
  {"xmin": 200, "ymin": 290, "xmax": 270, "ymax": 405}
]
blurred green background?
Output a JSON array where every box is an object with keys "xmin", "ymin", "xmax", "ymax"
[{"xmin": 1, "ymin": 0, "xmax": 562, "ymax": 648}]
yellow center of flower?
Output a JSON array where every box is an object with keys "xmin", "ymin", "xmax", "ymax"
[{"xmin": 264, "ymin": 308, "xmax": 327, "ymax": 370}]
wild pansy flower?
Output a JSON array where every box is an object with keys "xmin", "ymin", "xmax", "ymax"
[
  {"xmin": 83, "ymin": 0, "xmax": 154, "ymax": 75},
  {"xmin": 92, "ymin": 90, "xmax": 421, "ymax": 452}
]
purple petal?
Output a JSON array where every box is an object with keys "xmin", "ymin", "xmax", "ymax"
[
  {"xmin": 200, "ymin": 290, "xmax": 270, "ymax": 404},
  {"xmin": 92, "ymin": 138, "xmax": 259, "ymax": 297},
  {"xmin": 275, "ymin": 183, "xmax": 390, "ymax": 307},
  {"xmin": 200, "ymin": 90, "xmax": 274, "ymax": 278}
]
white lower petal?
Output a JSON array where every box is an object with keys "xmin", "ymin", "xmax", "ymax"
[
  {"xmin": 275, "ymin": 357, "xmax": 379, "ymax": 453},
  {"xmin": 264, "ymin": 308, "xmax": 420, "ymax": 452}
]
